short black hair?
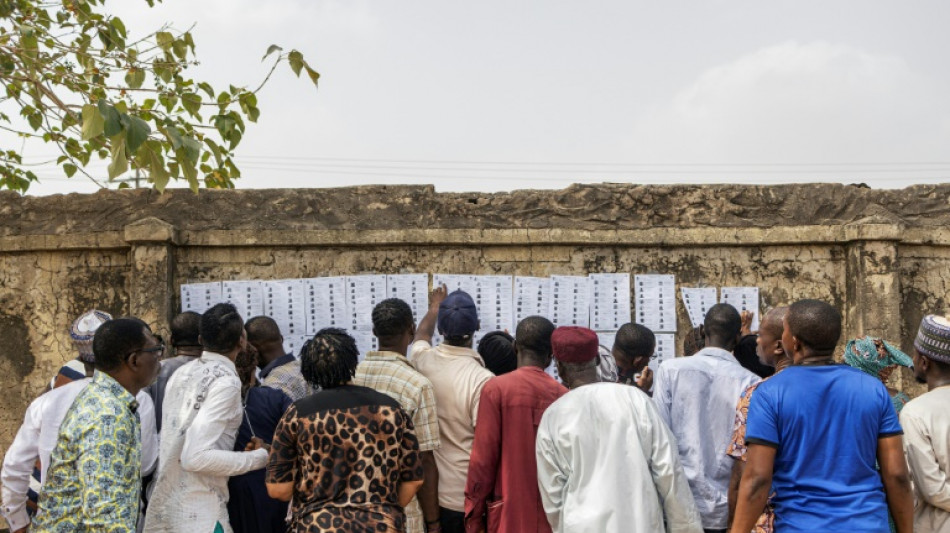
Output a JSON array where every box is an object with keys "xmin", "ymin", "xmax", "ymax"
[
  {"xmin": 245, "ymin": 315, "xmax": 282, "ymax": 344},
  {"xmin": 300, "ymin": 327, "xmax": 359, "ymax": 389},
  {"xmin": 787, "ymin": 299, "xmax": 841, "ymax": 355},
  {"xmin": 478, "ymin": 331, "xmax": 517, "ymax": 375},
  {"xmin": 92, "ymin": 318, "xmax": 149, "ymax": 372},
  {"xmin": 515, "ymin": 316, "xmax": 555, "ymax": 358},
  {"xmin": 704, "ymin": 303, "xmax": 742, "ymax": 342},
  {"xmin": 615, "ymin": 323, "xmax": 656, "ymax": 359},
  {"xmin": 200, "ymin": 303, "xmax": 245, "ymax": 353},
  {"xmin": 372, "ymin": 298, "xmax": 414, "ymax": 340},
  {"xmin": 170, "ymin": 311, "xmax": 201, "ymax": 347}
]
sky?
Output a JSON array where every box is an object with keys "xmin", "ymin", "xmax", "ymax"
[{"xmin": 12, "ymin": 0, "xmax": 950, "ymax": 195}]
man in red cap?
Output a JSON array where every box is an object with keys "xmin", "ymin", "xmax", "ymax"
[{"xmin": 535, "ymin": 326, "xmax": 702, "ymax": 533}]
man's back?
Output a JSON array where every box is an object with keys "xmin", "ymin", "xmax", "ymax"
[
  {"xmin": 536, "ymin": 383, "xmax": 701, "ymax": 533},
  {"xmin": 260, "ymin": 353, "xmax": 312, "ymax": 401},
  {"xmin": 898, "ymin": 386, "xmax": 950, "ymax": 533},
  {"xmin": 465, "ymin": 366, "xmax": 567, "ymax": 533},
  {"xmin": 746, "ymin": 364, "xmax": 901, "ymax": 531},
  {"xmin": 411, "ymin": 340, "xmax": 493, "ymax": 513},
  {"xmin": 145, "ymin": 355, "xmax": 195, "ymax": 431},
  {"xmin": 652, "ymin": 347, "xmax": 760, "ymax": 528}
]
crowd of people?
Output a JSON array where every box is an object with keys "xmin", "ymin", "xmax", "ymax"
[{"xmin": 1, "ymin": 284, "xmax": 949, "ymax": 533}]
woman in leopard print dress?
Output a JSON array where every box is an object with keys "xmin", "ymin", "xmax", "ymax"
[{"xmin": 265, "ymin": 328, "xmax": 424, "ymax": 533}]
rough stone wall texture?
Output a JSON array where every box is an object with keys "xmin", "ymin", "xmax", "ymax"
[{"xmin": 2, "ymin": 183, "xmax": 950, "ymax": 527}]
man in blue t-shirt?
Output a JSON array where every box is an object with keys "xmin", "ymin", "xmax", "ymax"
[{"xmin": 730, "ymin": 299, "xmax": 913, "ymax": 533}]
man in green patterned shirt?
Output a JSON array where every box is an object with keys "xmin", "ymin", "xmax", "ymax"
[{"xmin": 33, "ymin": 318, "xmax": 162, "ymax": 533}]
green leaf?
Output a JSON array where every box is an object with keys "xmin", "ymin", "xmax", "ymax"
[
  {"xmin": 155, "ymin": 32, "xmax": 174, "ymax": 51},
  {"xmin": 63, "ymin": 163, "xmax": 77, "ymax": 178},
  {"xmin": 198, "ymin": 82, "xmax": 214, "ymax": 98},
  {"xmin": 181, "ymin": 92, "xmax": 201, "ymax": 115},
  {"xmin": 288, "ymin": 50, "xmax": 304, "ymax": 77},
  {"xmin": 262, "ymin": 44, "xmax": 282, "ymax": 61},
  {"xmin": 125, "ymin": 68, "xmax": 145, "ymax": 89},
  {"xmin": 125, "ymin": 115, "xmax": 150, "ymax": 153},
  {"xmin": 108, "ymin": 135, "xmax": 128, "ymax": 179},
  {"xmin": 304, "ymin": 65, "xmax": 320, "ymax": 87},
  {"xmin": 165, "ymin": 125, "xmax": 183, "ymax": 149},
  {"xmin": 27, "ymin": 111, "xmax": 42, "ymax": 131},
  {"xmin": 181, "ymin": 136, "xmax": 201, "ymax": 161},
  {"xmin": 142, "ymin": 142, "xmax": 169, "ymax": 192},
  {"xmin": 98, "ymin": 101, "xmax": 123, "ymax": 137},
  {"xmin": 81, "ymin": 104, "xmax": 104, "ymax": 140},
  {"xmin": 110, "ymin": 17, "xmax": 127, "ymax": 38}
]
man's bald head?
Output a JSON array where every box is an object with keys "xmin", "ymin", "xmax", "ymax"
[
  {"xmin": 761, "ymin": 306, "xmax": 788, "ymax": 338},
  {"xmin": 786, "ymin": 300, "xmax": 841, "ymax": 357},
  {"xmin": 245, "ymin": 316, "xmax": 285, "ymax": 364}
]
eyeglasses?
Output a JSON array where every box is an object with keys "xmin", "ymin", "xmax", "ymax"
[{"xmin": 128, "ymin": 343, "xmax": 165, "ymax": 360}]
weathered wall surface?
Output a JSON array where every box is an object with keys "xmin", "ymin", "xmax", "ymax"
[{"xmin": 2, "ymin": 183, "xmax": 949, "ymax": 513}]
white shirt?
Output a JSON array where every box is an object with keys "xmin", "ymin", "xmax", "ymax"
[
  {"xmin": 536, "ymin": 382, "xmax": 702, "ymax": 533},
  {"xmin": 652, "ymin": 347, "xmax": 760, "ymax": 529},
  {"xmin": 1, "ymin": 378, "xmax": 158, "ymax": 531},
  {"xmin": 144, "ymin": 352, "xmax": 268, "ymax": 533},
  {"xmin": 900, "ymin": 386, "xmax": 950, "ymax": 533}
]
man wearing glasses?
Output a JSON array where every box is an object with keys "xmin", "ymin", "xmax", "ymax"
[
  {"xmin": 30, "ymin": 318, "xmax": 163, "ymax": 532},
  {"xmin": 612, "ymin": 322, "xmax": 658, "ymax": 393}
]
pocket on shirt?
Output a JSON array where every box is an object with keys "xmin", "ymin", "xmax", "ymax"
[{"xmin": 487, "ymin": 499, "xmax": 504, "ymax": 532}]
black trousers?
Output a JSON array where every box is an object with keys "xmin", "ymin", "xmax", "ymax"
[{"xmin": 439, "ymin": 506, "xmax": 465, "ymax": 533}]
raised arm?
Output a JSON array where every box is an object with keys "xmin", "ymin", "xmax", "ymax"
[{"xmin": 414, "ymin": 284, "xmax": 447, "ymax": 344}]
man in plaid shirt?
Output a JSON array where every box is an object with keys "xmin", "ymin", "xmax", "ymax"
[{"xmin": 355, "ymin": 298, "xmax": 443, "ymax": 533}]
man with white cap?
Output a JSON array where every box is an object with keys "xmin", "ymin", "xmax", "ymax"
[
  {"xmin": 900, "ymin": 314, "xmax": 950, "ymax": 533},
  {"xmin": 411, "ymin": 285, "xmax": 494, "ymax": 533},
  {"xmin": 535, "ymin": 326, "xmax": 702, "ymax": 533},
  {"xmin": 1, "ymin": 312, "xmax": 159, "ymax": 532}
]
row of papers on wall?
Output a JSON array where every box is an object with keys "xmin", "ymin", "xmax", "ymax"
[{"xmin": 181, "ymin": 274, "xmax": 759, "ymax": 367}]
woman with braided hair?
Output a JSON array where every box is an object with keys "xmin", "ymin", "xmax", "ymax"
[{"xmin": 265, "ymin": 328, "xmax": 425, "ymax": 533}]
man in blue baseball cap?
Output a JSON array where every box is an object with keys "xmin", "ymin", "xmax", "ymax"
[{"xmin": 411, "ymin": 285, "xmax": 494, "ymax": 533}]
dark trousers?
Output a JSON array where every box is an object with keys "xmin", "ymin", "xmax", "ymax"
[
  {"xmin": 704, "ymin": 529, "xmax": 728, "ymax": 533},
  {"xmin": 440, "ymin": 506, "xmax": 465, "ymax": 533}
]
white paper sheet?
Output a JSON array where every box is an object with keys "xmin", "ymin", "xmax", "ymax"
[
  {"xmin": 345, "ymin": 275, "xmax": 388, "ymax": 332},
  {"xmin": 472, "ymin": 275, "xmax": 514, "ymax": 334},
  {"xmin": 386, "ymin": 274, "xmax": 430, "ymax": 323},
  {"xmin": 514, "ymin": 276, "xmax": 552, "ymax": 325},
  {"xmin": 263, "ymin": 279, "xmax": 307, "ymax": 336},
  {"xmin": 681, "ymin": 287, "xmax": 718, "ymax": 329},
  {"xmin": 283, "ymin": 335, "xmax": 311, "ymax": 359},
  {"xmin": 720, "ymin": 286, "xmax": 760, "ymax": 332},
  {"xmin": 634, "ymin": 274, "xmax": 677, "ymax": 332},
  {"xmin": 596, "ymin": 331, "xmax": 617, "ymax": 352},
  {"xmin": 590, "ymin": 274, "xmax": 632, "ymax": 331},
  {"xmin": 550, "ymin": 276, "xmax": 591, "ymax": 327},
  {"xmin": 651, "ymin": 333, "xmax": 676, "ymax": 373},
  {"xmin": 221, "ymin": 280, "xmax": 264, "ymax": 321},
  {"xmin": 349, "ymin": 329, "xmax": 378, "ymax": 362},
  {"xmin": 431, "ymin": 274, "xmax": 478, "ymax": 296},
  {"xmin": 180, "ymin": 281, "xmax": 222, "ymax": 314},
  {"xmin": 304, "ymin": 277, "xmax": 348, "ymax": 334}
]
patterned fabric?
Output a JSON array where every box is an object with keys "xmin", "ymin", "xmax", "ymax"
[
  {"xmin": 260, "ymin": 353, "xmax": 314, "ymax": 401},
  {"xmin": 355, "ymin": 351, "xmax": 442, "ymax": 533},
  {"xmin": 844, "ymin": 337, "xmax": 913, "ymax": 380},
  {"xmin": 914, "ymin": 314, "xmax": 950, "ymax": 364},
  {"xmin": 726, "ymin": 381, "xmax": 775, "ymax": 533},
  {"xmin": 266, "ymin": 385, "xmax": 424, "ymax": 533},
  {"xmin": 32, "ymin": 372, "xmax": 142, "ymax": 533}
]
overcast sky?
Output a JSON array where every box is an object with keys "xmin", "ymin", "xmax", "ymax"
[{"xmin": 15, "ymin": 0, "xmax": 950, "ymax": 195}]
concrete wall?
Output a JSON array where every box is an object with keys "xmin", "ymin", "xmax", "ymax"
[{"xmin": 2, "ymin": 183, "xmax": 950, "ymax": 511}]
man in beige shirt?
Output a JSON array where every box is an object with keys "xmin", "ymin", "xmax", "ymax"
[
  {"xmin": 411, "ymin": 285, "xmax": 494, "ymax": 533},
  {"xmin": 902, "ymin": 314, "xmax": 950, "ymax": 533}
]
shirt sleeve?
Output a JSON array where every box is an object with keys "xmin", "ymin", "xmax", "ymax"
[
  {"xmin": 745, "ymin": 383, "xmax": 779, "ymax": 448},
  {"xmin": 266, "ymin": 404, "xmax": 299, "ymax": 485},
  {"xmin": 652, "ymin": 363, "xmax": 673, "ymax": 428},
  {"xmin": 76, "ymin": 412, "xmax": 138, "ymax": 531},
  {"xmin": 397, "ymin": 408, "xmax": 424, "ymax": 482},
  {"xmin": 413, "ymin": 380, "xmax": 441, "ymax": 452},
  {"xmin": 136, "ymin": 391, "xmax": 159, "ymax": 476},
  {"xmin": 643, "ymin": 396, "xmax": 704, "ymax": 533},
  {"xmin": 180, "ymin": 379, "xmax": 268, "ymax": 475},
  {"xmin": 535, "ymin": 411, "xmax": 566, "ymax": 533},
  {"xmin": 0, "ymin": 400, "xmax": 43, "ymax": 531},
  {"xmin": 878, "ymin": 387, "xmax": 903, "ymax": 437},
  {"xmin": 464, "ymin": 383, "xmax": 502, "ymax": 531},
  {"xmin": 900, "ymin": 410, "xmax": 950, "ymax": 511}
]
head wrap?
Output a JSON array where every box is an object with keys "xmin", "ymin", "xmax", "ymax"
[
  {"xmin": 437, "ymin": 290, "xmax": 479, "ymax": 337},
  {"xmin": 914, "ymin": 315, "xmax": 950, "ymax": 364},
  {"xmin": 844, "ymin": 336, "xmax": 912, "ymax": 381},
  {"xmin": 477, "ymin": 331, "xmax": 517, "ymax": 376},
  {"xmin": 70, "ymin": 310, "xmax": 112, "ymax": 364},
  {"xmin": 551, "ymin": 326, "xmax": 599, "ymax": 364}
]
